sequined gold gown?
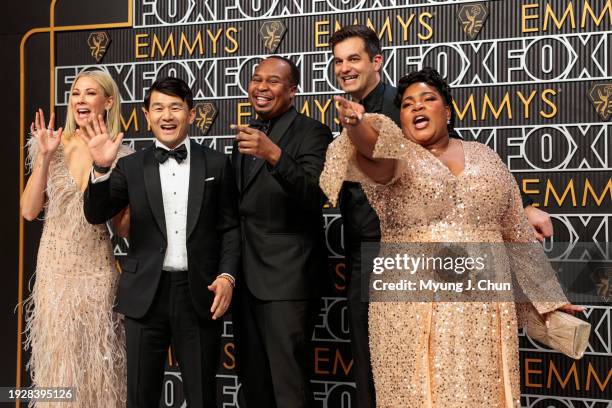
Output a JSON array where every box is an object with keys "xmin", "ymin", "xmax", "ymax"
[
  {"xmin": 320, "ymin": 114, "xmax": 566, "ymax": 408},
  {"xmin": 24, "ymin": 139, "xmax": 130, "ymax": 407}
]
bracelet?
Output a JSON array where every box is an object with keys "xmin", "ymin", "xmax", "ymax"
[
  {"xmin": 216, "ymin": 274, "xmax": 235, "ymax": 288},
  {"xmin": 93, "ymin": 162, "xmax": 112, "ymax": 174}
]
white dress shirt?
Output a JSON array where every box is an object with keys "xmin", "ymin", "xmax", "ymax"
[{"xmin": 156, "ymin": 139, "xmax": 191, "ymax": 271}]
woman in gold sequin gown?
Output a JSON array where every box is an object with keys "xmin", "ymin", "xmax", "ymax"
[
  {"xmin": 320, "ymin": 68, "xmax": 580, "ymax": 408},
  {"xmin": 21, "ymin": 70, "xmax": 131, "ymax": 407}
]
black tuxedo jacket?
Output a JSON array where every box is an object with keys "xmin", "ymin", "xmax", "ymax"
[
  {"xmin": 84, "ymin": 139, "xmax": 240, "ymax": 319},
  {"xmin": 232, "ymin": 108, "xmax": 333, "ymax": 301}
]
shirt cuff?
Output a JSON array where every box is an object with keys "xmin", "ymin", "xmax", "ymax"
[{"xmin": 91, "ymin": 168, "xmax": 112, "ymax": 183}]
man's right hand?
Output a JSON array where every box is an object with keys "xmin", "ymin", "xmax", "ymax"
[{"xmin": 78, "ymin": 114, "xmax": 124, "ymax": 168}]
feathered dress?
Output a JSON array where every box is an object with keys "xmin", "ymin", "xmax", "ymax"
[{"xmin": 23, "ymin": 138, "xmax": 131, "ymax": 407}]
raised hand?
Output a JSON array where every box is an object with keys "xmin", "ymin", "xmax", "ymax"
[
  {"xmin": 78, "ymin": 114, "xmax": 124, "ymax": 167},
  {"xmin": 334, "ymin": 95, "xmax": 365, "ymax": 127},
  {"xmin": 30, "ymin": 109, "xmax": 63, "ymax": 157},
  {"xmin": 231, "ymin": 124, "xmax": 282, "ymax": 165}
]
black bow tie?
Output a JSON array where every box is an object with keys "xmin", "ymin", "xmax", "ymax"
[{"xmin": 155, "ymin": 144, "xmax": 188, "ymax": 164}]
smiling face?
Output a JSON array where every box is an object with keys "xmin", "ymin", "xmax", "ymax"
[
  {"xmin": 70, "ymin": 76, "xmax": 113, "ymax": 128},
  {"xmin": 144, "ymin": 91, "xmax": 195, "ymax": 148},
  {"xmin": 333, "ymin": 37, "xmax": 382, "ymax": 101},
  {"xmin": 399, "ymin": 82, "xmax": 451, "ymax": 147},
  {"xmin": 248, "ymin": 58, "xmax": 296, "ymax": 120}
]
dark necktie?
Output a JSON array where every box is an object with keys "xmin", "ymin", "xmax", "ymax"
[
  {"xmin": 155, "ymin": 144, "xmax": 188, "ymax": 164},
  {"xmin": 242, "ymin": 119, "xmax": 271, "ymax": 181}
]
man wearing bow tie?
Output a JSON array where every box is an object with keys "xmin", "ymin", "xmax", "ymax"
[{"xmin": 82, "ymin": 76, "xmax": 240, "ymax": 408}]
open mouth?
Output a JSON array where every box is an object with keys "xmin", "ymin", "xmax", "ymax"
[
  {"xmin": 253, "ymin": 94, "xmax": 273, "ymax": 107},
  {"xmin": 413, "ymin": 115, "xmax": 430, "ymax": 130},
  {"xmin": 76, "ymin": 108, "xmax": 91, "ymax": 120},
  {"xmin": 160, "ymin": 124, "xmax": 177, "ymax": 134},
  {"xmin": 342, "ymin": 75, "xmax": 358, "ymax": 84}
]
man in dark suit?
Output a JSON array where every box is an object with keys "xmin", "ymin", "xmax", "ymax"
[
  {"xmin": 329, "ymin": 24, "xmax": 556, "ymax": 408},
  {"xmin": 230, "ymin": 56, "xmax": 333, "ymax": 408},
  {"xmin": 82, "ymin": 77, "xmax": 240, "ymax": 408}
]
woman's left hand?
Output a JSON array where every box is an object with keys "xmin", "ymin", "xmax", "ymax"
[{"xmin": 543, "ymin": 304, "xmax": 585, "ymax": 328}]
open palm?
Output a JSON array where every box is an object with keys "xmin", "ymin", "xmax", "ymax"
[
  {"xmin": 78, "ymin": 114, "xmax": 124, "ymax": 167},
  {"xmin": 31, "ymin": 109, "xmax": 62, "ymax": 156}
]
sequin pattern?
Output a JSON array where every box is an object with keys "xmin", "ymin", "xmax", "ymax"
[
  {"xmin": 320, "ymin": 114, "xmax": 567, "ymax": 408},
  {"xmin": 23, "ymin": 139, "xmax": 131, "ymax": 407}
]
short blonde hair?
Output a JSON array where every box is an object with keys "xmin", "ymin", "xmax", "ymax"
[{"xmin": 64, "ymin": 69, "xmax": 122, "ymax": 140}]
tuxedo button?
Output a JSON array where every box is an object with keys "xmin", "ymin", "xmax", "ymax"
[{"xmin": 159, "ymin": 246, "xmax": 165, "ymax": 253}]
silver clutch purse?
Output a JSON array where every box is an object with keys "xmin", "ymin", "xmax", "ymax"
[{"xmin": 526, "ymin": 311, "xmax": 591, "ymax": 359}]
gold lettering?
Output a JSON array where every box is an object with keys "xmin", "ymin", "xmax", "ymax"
[
  {"xmin": 585, "ymin": 362, "xmax": 612, "ymax": 391},
  {"xmin": 206, "ymin": 28, "xmax": 223, "ymax": 54},
  {"xmin": 547, "ymin": 360, "xmax": 580, "ymax": 389},
  {"xmin": 453, "ymin": 95, "xmax": 477, "ymax": 121},
  {"xmin": 151, "ymin": 33, "xmax": 175, "ymax": 58},
  {"xmin": 481, "ymin": 93, "xmax": 512, "ymax": 120},
  {"xmin": 120, "ymin": 108, "xmax": 139, "ymax": 132},
  {"xmin": 396, "ymin": 14, "xmax": 416, "ymax": 42},
  {"xmin": 178, "ymin": 31, "xmax": 203, "ymax": 56},
  {"xmin": 582, "ymin": 0, "xmax": 612, "ymax": 27},
  {"xmin": 314, "ymin": 99, "xmax": 333, "ymax": 125},
  {"xmin": 366, "ymin": 17, "xmax": 392, "ymax": 42},
  {"xmin": 418, "ymin": 12, "xmax": 434, "ymax": 40},
  {"xmin": 300, "ymin": 100, "xmax": 311, "ymax": 117},
  {"xmin": 525, "ymin": 358, "xmax": 543, "ymax": 388},
  {"xmin": 517, "ymin": 91, "xmax": 537, "ymax": 119},
  {"xmin": 544, "ymin": 2, "xmax": 576, "ymax": 31},
  {"xmin": 223, "ymin": 343, "xmax": 236, "ymax": 370},
  {"xmin": 237, "ymin": 103, "xmax": 252, "ymax": 126},
  {"xmin": 545, "ymin": 179, "xmax": 577, "ymax": 207},
  {"xmin": 225, "ymin": 27, "xmax": 239, "ymax": 53},
  {"xmin": 582, "ymin": 179, "xmax": 612, "ymax": 206},
  {"xmin": 314, "ymin": 348, "xmax": 330, "ymax": 375},
  {"xmin": 540, "ymin": 89, "xmax": 558, "ymax": 119},
  {"xmin": 332, "ymin": 350, "xmax": 353, "ymax": 376},
  {"xmin": 315, "ymin": 21, "xmax": 330, "ymax": 48},
  {"xmin": 523, "ymin": 179, "xmax": 540, "ymax": 206},
  {"xmin": 522, "ymin": 4, "xmax": 540, "ymax": 33},
  {"xmin": 135, "ymin": 33, "xmax": 149, "ymax": 59}
]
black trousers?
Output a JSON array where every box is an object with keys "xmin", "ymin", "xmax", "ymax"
[
  {"xmin": 125, "ymin": 271, "xmax": 222, "ymax": 408},
  {"xmin": 346, "ymin": 244, "xmax": 377, "ymax": 408},
  {"xmin": 233, "ymin": 284, "xmax": 315, "ymax": 408}
]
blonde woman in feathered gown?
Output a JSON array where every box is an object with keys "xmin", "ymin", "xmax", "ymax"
[{"xmin": 21, "ymin": 70, "xmax": 131, "ymax": 407}]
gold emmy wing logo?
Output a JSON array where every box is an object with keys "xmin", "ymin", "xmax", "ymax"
[
  {"xmin": 194, "ymin": 103, "xmax": 218, "ymax": 135},
  {"xmin": 589, "ymin": 83, "xmax": 612, "ymax": 121},
  {"xmin": 88, "ymin": 32, "xmax": 111, "ymax": 62},
  {"xmin": 259, "ymin": 21, "xmax": 286, "ymax": 52},
  {"xmin": 458, "ymin": 4, "xmax": 489, "ymax": 40}
]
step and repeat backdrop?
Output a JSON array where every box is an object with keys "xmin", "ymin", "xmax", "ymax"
[{"xmin": 22, "ymin": 0, "xmax": 612, "ymax": 406}]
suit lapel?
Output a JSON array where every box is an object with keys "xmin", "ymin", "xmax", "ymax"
[
  {"xmin": 242, "ymin": 108, "xmax": 298, "ymax": 192},
  {"xmin": 186, "ymin": 139, "xmax": 206, "ymax": 239},
  {"xmin": 143, "ymin": 145, "xmax": 167, "ymax": 241}
]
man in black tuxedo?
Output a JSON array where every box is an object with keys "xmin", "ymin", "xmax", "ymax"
[
  {"xmin": 329, "ymin": 24, "xmax": 556, "ymax": 408},
  {"xmin": 82, "ymin": 77, "xmax": 240, "ymax": 408},
  {"xmin": 231, "ymin": 56, "xmax": 333, "ymax": 407}
]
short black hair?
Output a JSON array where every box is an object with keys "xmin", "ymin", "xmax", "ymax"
[
  {"xmin": 144, "ymin": 76, "xmax": 193, "ymax": 109},
  {"xmin": 395, "ymin": 68, "xmax": 456, "ymax": 132},
  {"xmin": 329, "ymin": 25, "xmax": 382, "ymax": 60},
  {"xmin": 264, "ymin": 55, "xmax": 300, "ymax": 86}
]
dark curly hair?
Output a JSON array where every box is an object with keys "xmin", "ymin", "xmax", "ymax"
[{"xmin": 394, "ymin": 68, "xmax": 456, "ymax": 132}]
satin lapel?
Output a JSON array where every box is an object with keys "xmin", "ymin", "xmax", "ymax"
[
  {"xmin": 243, "ymin": 108, "xmax": 298, "ymax": 192},
  {"xmin": 143, "ymin": 145, "xmax": 167, "ymax": 241},
  {"xmin": 186, "ymin": 139, "xmax": 206, "ymax": 239}
]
